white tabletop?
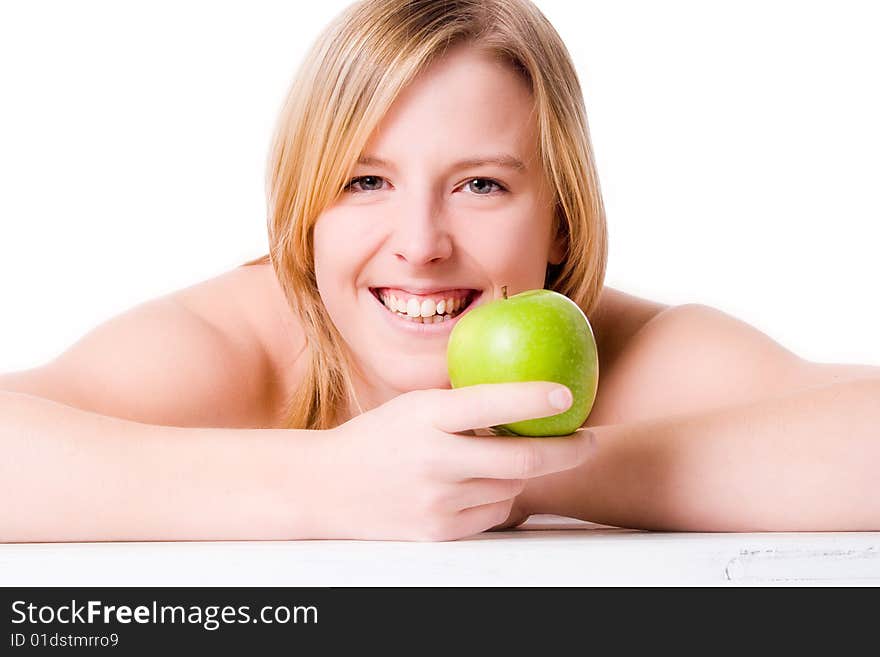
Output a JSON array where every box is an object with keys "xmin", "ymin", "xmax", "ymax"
[{"xmin": 2, "ymin": 516, "xmax": 879, "ymax": 587}]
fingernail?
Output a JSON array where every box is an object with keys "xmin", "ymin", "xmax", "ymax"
[{"xmin": 548, "ymin": 386, "xmax": 572, "ymax": 410}]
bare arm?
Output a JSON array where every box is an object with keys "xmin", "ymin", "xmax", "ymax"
[
  {"xmin": 0, "ymin": 270, "xmax": 313, "ymax": 542},
  {"xmin": 0, "ymin": 301, "xmax": 280, "ymax": 429},
  {"xmin": 0, "ymin": 390, "xmax": 323, "ymax": 543},
  {"xmin": 523, "ymin": 378, "xmax": 880, "ymax": 531},
  {"xmin": 1, "ymin": 383, "xmax": 596, "ymax": 543}
]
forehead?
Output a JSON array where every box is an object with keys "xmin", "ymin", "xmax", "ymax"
[{"xmin": 362, "ymin": 45, "xmax": 538, "ymax": 162}]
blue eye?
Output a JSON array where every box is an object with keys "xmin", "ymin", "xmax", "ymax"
[
  {"xmin": 344, "ymin": 175, "xmax": 386, "ymax": 193},
  {"xmin": 464, "ymin": 178, "xmax": 506, "ymax": 195},
  {"xmin": 342, "ymin": 175, "xmax": 508, "ymax": 195}
]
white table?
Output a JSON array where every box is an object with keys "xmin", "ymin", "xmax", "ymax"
[{"xmin": 2, "ymin": 516, "xmax": 879, "ymax": 586}]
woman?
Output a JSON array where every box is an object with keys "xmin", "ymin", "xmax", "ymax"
[{"xmin": 2, "ymin": 0, "xmax": 878, "ymax": 542}]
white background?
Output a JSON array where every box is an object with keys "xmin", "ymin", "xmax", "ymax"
[{"xmin": 1, "ymin": 0, "xmax": 877, "ymax": 372}]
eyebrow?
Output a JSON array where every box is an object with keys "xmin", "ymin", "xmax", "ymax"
[{"xmin": 356, "ymin": 154, "xmax": 527, "ymax": 172}]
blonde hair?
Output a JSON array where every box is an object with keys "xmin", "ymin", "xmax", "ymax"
[{"xmin": 243, "ymin": 0, "xmax": 608, "ymax": 430}]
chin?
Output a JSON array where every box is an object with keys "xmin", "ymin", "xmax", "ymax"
[{"xmin": 383, "ymin": 365, "xmax": 452, "ymax": 394}]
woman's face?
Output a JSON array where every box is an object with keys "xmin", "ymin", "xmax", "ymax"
[{"xmin": 314, "ymin": 44, "xmax": 564, "ymax": 404}]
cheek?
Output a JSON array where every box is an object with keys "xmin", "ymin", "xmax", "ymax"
[
  {"xmin": 313, "ymin": 211, "xmax": 364, "ymax": 284},
  {"xmin": 313, "ymin": 211, "xmax": 386, "ymax": 342},
  {"xmin": 313, "ymin": 219, "xmax": 359, "ymax": 320},
  {"xmin": 462, "ymin": 215, "xmax": 553, "ymax": 286}
]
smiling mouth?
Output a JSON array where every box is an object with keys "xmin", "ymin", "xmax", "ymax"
[{"xmin": 369, "ymin": 287, "xmax": 481, "ymax": 324}]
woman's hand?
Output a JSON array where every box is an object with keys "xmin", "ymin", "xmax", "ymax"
[{"xmin": 315, "ymin": 381, "xmax": 595, "ymax": 541}]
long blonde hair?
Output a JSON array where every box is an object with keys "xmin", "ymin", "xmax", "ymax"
[{"xmin": 243, "ymin": 0, "xmax": 608, "ymax": 430}]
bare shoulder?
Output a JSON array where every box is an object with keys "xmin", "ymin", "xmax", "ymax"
[
  {"xmin": 170, "ymin": 262, "xmax": 309, "ymax": 425},
  {"xmin": 586, "ymin": 286, "xmax": 672, "ymax": 425},
  {"xmin": 586, "ymin": 293, "xmax": 880, "ymax": 427},
  {"xmin": 0, "ymin": 263, "xmax": 302, "ymax": 428},
  {"xmin": 171, "ymin": 262, "xmax": 305, "ymax": 366},
  {"xmin": 589, "ymin": 286, "xmax": 671, "ymax": 375}
]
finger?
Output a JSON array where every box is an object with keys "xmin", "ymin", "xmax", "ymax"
[
  {"xmin": 446, "ymin": 428, "xmax": 596, "ymax": 480},
  {"xmin": 454, "ymin": 500, "xmax": 516, "ymax": 538},
  {"xmin": 429, "ymin": 381, "xmax": 573, "ymax": 434},
  {"xmin": 453, "ymin": 478, "xmax": 526, "ymax": 510}
]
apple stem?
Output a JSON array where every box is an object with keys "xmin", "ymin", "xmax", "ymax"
[{"xmin": 501, "ymin": 285, "xmax": 508, "ymax": 300}]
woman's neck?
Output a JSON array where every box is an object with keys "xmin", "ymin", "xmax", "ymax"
[{"xmin": 338, "ymin": 359, "xmax": 400, "ymax": 423}]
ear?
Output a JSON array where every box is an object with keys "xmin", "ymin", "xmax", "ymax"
[{"xmin": 548, "ymin": 228, "xmax": 566, "ymax": 266}]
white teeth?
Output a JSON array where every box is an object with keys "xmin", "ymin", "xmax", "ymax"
[{"xmin": 376, "ymin": 289, "xmax": 473, "ymax": 321}]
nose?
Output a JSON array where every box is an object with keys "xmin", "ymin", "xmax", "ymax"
[{"xmin": 389, "ymin": 195, "xmax": 453, "ymax": 266}]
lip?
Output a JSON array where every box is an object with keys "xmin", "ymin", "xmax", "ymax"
[
  {"xmin": 371, "ymin": 286, "xmax": 477, "ymax": 296},
  {"xmin": 367, "ymin": 288, "xmax": 483, "ymax": 337}
]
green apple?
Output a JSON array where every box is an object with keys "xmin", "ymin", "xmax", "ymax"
[{"xmin": 446, "ymin": 286, "xmax": 598, "ymax": 437}]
